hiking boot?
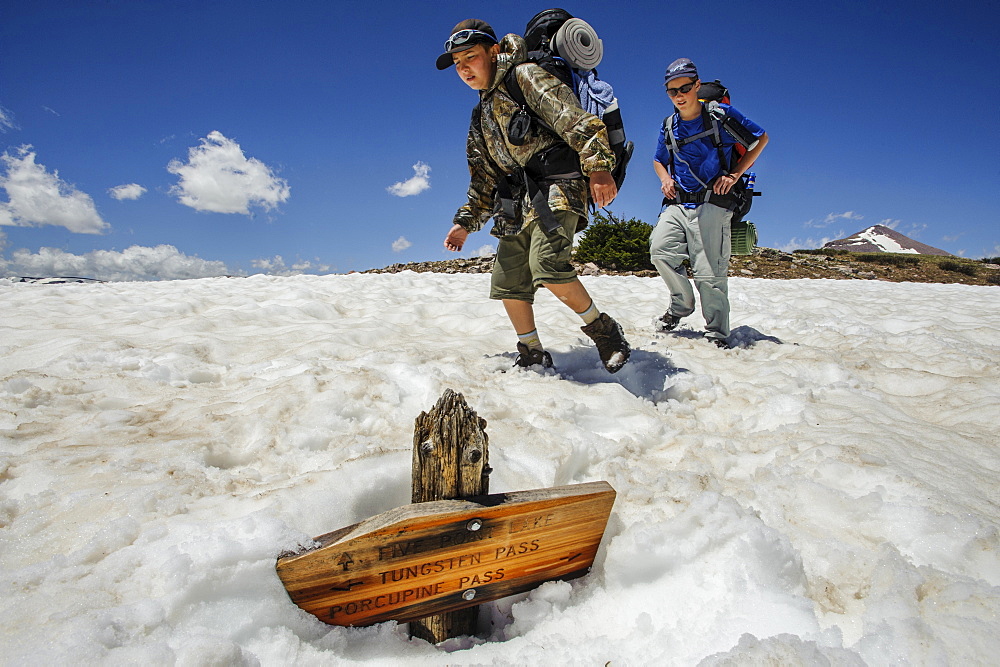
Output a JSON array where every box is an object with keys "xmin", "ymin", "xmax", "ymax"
[
  {"xmin": 657, "ymin": 312, "xmax": 681, "ymax": 331},
  {"xmin": 580, "ymin": 313, "xmax": 630, "ymax": 374},
  {"xmin": 710, "ymin": 337, "xmax": 731, "ymax": 349},
  {"xmin": 514, "ymin": 342, "xmax": 554, "ymax": 369}
]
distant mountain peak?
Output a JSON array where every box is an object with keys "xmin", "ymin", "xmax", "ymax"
[{"xmin": 824, "ymin": 225, "xmax": 952, "ymax": 256}]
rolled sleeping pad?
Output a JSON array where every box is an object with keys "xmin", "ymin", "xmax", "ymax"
[
  {"xmin": 731, "ymin": 220, "xmax": 757, "ymax": 256},
  {"xmin": 553, "ymin": 18, "xmax": 603, "ymax": 70}
]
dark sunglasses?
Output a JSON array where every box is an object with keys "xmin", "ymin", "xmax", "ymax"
[
  {"xmin": 444, "ymin": 29, "xmax": 496, "ymax": 52},
  {"xmin": 666, "ymin": 80, "xmax": 699, "ymax": 97}
]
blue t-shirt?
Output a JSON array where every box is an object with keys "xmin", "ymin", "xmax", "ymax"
[{"xmin": 654, "ymin": 103, "xmax": 765, "ymax": 193}]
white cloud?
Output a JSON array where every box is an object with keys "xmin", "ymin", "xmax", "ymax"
[
  {"xmin": 250, "ymin": 255, "xmax": 287, "ymax": 272},
  {"xmin": 392, "ymin": 236, "xmax": 412, "ymax": 252},
  {"xmin": 250, "ymin": 255, "xmax": 331, "ymax": 276},
  {"xmin": 804, "ymin": 211, "xmax": 864, "ymax": 229},
  {"xmin": 0, "ymin": 106, "xmax": 16, "ymax": 133},
  {"xmin": 0, "ymin": 146, "xmax": 109, "ymax": 234},
  {"xmin": 0, "ymin": 244, "xmax": 234, "ymax": 281},
  {"xmin": 167, "ymin": 131, "xmax": 290, "ymax": 214},
  {"xmin": 776, "ymin": 236, "xmax": 839, "ymax": 253},
  {"xmin": 387, "ymin": 162, "xmax": 431, "ymax": 197},
  {"xmin": 476, "ymin": 244, "xmax": 496, "ymax": 257},
  {"xmin": 828, "ymin": 211, "xmax": 863, "ymax": 223},
  {"xmin": 109, "ymin": 183, "xmax": 147, "ymax": 201}
]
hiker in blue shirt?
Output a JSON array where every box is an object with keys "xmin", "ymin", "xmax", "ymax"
[{"xmin": 650, "ymin": 58, "xmax": 769, "ymax": 348}]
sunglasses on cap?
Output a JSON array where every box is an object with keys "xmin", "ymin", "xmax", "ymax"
[
  {"xmin": 444, "ymin": 29, "xmax": 496, "ymax": 52},
  {"xmin": 666, "ymin": 80, "xmax": 699, "ymax": 97}
]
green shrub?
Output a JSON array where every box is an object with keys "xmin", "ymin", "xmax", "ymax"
[
  {"xmin": 986, "ymin": 272, "xmax": 1000, "ymax": 285},
  {"xmin": 574, "ymin": 210, "xmax": 654, "ymax": 271},
  {"xmin": 979, "ymin": 257, "xmax": 1000, "ymax": 265},
  {"xmin": 855, "ymin": 253, "xmax": 920, "ymax": 266},
  {"xmin": 939, "ymin": 260, "xmax": 979, "ymax": 276}
]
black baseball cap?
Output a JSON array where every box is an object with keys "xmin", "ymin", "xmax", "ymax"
[{"xmin": 436, "ymin": 19, "xmax": 498, "ymax": 70}]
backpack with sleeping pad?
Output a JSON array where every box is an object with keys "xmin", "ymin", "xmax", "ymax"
[
  {"xmin": 660, "ymin": 79, "xmax": 762, "ymax": 254},
  {"xmin": 477, "ymin": 8, "xmax": 634, "ymax": 233},
  {"xmin": 508, "ymin": 9, "xmax": 632, "ymax": 191}
]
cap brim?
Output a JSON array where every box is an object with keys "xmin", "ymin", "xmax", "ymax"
[
  {"xmin": 436, "ymin": 38, "xmax": 493, "ymax": 70},
  {"xmin": 436, "ymin": 51, "xmax": 457, "ymax": 69}
]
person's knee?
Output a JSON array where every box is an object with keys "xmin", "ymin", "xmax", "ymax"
[
  {"xmin": 650, "ymin": 231, "xmax": 686, "ymax": 259},
  {"xmin": 529, "ymin": 229, "xmax": 575, "ymax": 282},
  {"xmin": 490, "ymin": 285, "xmax": 534, "ymax": 302},
  {"xmin": 651, "ymin": 253, "xmax": 687, "ymax": 275},
  {"xmin": 529, "ymin": 257, "xmax": 575, "ymax": 285},
  {"xmin": 491, "ymin": 265, "xmax": 534, "ymax": 302},
  {"xmin": 692, "ymin": 261, "xmax": 728, "ymax": 280}
]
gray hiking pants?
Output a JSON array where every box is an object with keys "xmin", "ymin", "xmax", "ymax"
[{"xmin": 649, "ymin": 203, "xmax": 732, "ymax": 339}]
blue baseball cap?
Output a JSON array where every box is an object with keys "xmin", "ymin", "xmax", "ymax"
[{"xmin": 665, "ymin": 58, "xmax": 699, "ymax": 85}]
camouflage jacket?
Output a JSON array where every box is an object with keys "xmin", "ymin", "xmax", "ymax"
[{"xmin": 452, "ymin": 34, "xmax": 616, "ymax": 237}]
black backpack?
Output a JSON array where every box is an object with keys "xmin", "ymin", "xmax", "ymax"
[
  {"xmin": 660, "ymin": 79, "xmax": 761, "ymax": 224},
  {"xmin": 504, "ymin": 8, "xmax": 633, "ymax": 192}
]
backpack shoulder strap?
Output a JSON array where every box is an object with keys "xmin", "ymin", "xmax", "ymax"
[
  {"xmin": 663, "ymin": 113, "xmax": 681, "ymax": 153},
  {"xmin": 701, "ymin": 102, "xmax": 730, "ymax": 174},
  {"xmin": 662, "ymin": 111, "xmax": 713, "ymax": 192},
  {"xmin": 661, "ymin": 114, "xmax": 677, "ymax": 172},
  {"xmin": 505, "ymin": 58, "xmax": 576, "ymax": 112},
  {"xmin": 503, "ymin": 61, "xmax": 564, "ymax": 141},
  {"xmin": 472, "ymin": 102, "xmax": 518, "ymax": 221},
  {"xmin": 702, "ymin": 102, "xmax": 724, "ymax": 147},
  {"xmin": 503, "ymin": 64, "xmax": 529, "ymax": 109}
]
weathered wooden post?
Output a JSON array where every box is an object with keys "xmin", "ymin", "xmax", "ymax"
[{"xmin": 409, "ymin": 388, "xmax": 490, "ymax": 643}]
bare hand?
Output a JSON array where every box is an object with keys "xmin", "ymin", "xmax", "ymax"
[
  {"xmin": 713, "ymin": 173, "xmax": 740, "ymax": 195},
  {"xmin": 444, "ymin": 224, "xmax": 469, "ymax": 252},
  {"xmin": 589, "ymin": 171, "xmax": 617, "ymax": 208},
  {"xmin": 660, "ymin": 176, "xmax": 676, "ymax": 199}
]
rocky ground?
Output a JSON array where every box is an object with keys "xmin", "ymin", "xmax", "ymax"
[{"xmin": 365, "ymin": 248, "xmax": 1000, "ymax": 287}]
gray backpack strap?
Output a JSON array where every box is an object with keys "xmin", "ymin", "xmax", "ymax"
[
  {"xmin": 705, "ymin": 101, "xmax": 725, "ymax": 145},
  {"xmin": 664, "ymin": 112, "xmax": 711, "ymax": 193}
]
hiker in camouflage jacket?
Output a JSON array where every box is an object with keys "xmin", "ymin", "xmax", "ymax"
[
  {"xmin": 451, "ymin": 34, "xmax": 616, "ymax": 236},
  {"xmin": 437, "ymin": 19, "xmax": 630, "ymax": 374}
]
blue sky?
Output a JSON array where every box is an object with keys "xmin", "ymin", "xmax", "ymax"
[{"xmin": 2, "ymin": 0, "xmax": 998, "ymax": 280}]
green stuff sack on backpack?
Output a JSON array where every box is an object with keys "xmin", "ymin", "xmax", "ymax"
[{"xmin": 731, "ymin": 220, "xmax": 757, "ymax": 256}]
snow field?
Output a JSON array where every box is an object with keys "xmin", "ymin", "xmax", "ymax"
[{"xmin": 1, "ymin": 272, "xmax": 998, "ymax": 664}]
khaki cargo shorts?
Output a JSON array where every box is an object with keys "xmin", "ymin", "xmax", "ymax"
[{"xmin": 490, "ymin": 210, "xmax": 581, "ymax": 302}]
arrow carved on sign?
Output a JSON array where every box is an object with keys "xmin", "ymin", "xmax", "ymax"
[
  {"xmin": 330, "ymin": 580, "xmax": 365, "ymax": 592},
  {"xmin": 336, "ymin": 553, "xmax": 354, "ymax": 571}
]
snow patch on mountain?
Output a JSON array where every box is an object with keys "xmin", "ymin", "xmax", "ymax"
[{"xmin": 824, "ymin": 225, "xmax": 952, "ymax": 255}]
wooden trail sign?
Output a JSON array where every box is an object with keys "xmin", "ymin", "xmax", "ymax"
[{"xmin": 276, "ymin": 481, "xmax": 615, "ymax": 627}]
